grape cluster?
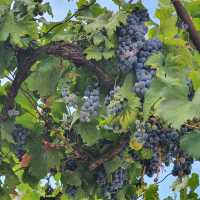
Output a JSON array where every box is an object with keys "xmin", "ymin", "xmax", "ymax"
[
  {"xmin": 133, "ymin": 39, "xmax": 162, "ymax": 97},
  {"xmin": 64, "ymin": 159, "xmax": 77, "ymax": 171},
  {"xmin": 104, "ymin": 86, "xmax": 128, "ymax": 117},
  {"xmin": 172, "ymin": 152, "xmax": 193, "ymax": 176},
  {"xmin": 95, "ymin": 167, "xmax": 127, "ymax": 200},
  {"xmin": 66, "ymin": 185, "xmax": 77, "ymax": 198},
  {"xmin": 117, "ymin": 9, "xmax": 149, "ymax": 72},
  {"xmin": 117, "ymin": 9, "xmax": 162, "ymax": 97},
  {"xmin": 132, "ymin": 120, "xmax": 193, "ymax": 178},
  {"xmin": 12, "ymin": 125, "xmax": 29, "ymax": 160},
  {"xmin": 80, "ymin": 85, "xmax": 100, "ymax": 122},
  {"xmin": 61, "ymin": 88, "xmax": 77, "ymax": 107},
  {"xmin": 107, "ymin": 97, "xmax": 128, "ymax": 117},
  {"xmin": 104, "ymin": 86, "xmax": 120, "ymax": 106}
]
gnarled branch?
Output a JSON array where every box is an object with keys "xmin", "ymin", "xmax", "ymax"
[{"xmin": 0, "ymin": 41, "xmax": 114, "ymax": 123}]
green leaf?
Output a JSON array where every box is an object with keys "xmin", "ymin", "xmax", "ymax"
[
  {"xmin": 180, "ymin": 132, "xmax": 200, "ymax": 159},
  {"xmin": 144, "ymin": 73, "xmax": 200, "ymax": 128},
  {"xmin": 140, "ymin": 149, "xmax": 152, "ymax": 160},
  {"xmin": 189, "ymin": 69, "xmax": 200, "ymax": 91},
  {"xmin": 61, "ymin": 170, "xmax": 82, "ymax": 186},
  {"xmin": 0, "ymin": 121, "xmax": 15, "ymax": 143},
  {"xmin": 84, "ymin": 46, "xmax": 103, "ymax": 61},
  {"xmin": 104, "ymin": 157, "xmax": 124, "ymax": 175},
  {"xmin": 85, "ymin": 10, "xmax": 128, "ymax": 38},
  {"xmin": 184, "ymin": 1, "xmax": 200, "ymax": 18},
  {"xmin": 74, "ymin": 122, "xmax": 102, "ymax": 146},
  {"xmin": 128, "ymin": 162, "xmax": 142, "ymax": 184},
  {"xmin": 145, "ymin": 53, "xmax": 164, "ymax": 69},
  {"xmin": 155, "ymin": 5, "xmax": 177, "ymax": 40},
  {"xmin": 144, "ymin": 184, "xmax": 159, "ymax": 200},
  {"xmin": 105, "ymin": 10, "xmax": 128, "ymax": 38},
  {"xmin": 93, "ymin": 32, "xmax": 105, "ymax": 46},
  {"xmin": 0, "ymin": 163, "xmax": 19, "ymax": 191},
  {"xmin": 0, "ymin": 188, "xmax": 11, "ymax": 200},
  {"xmin": 0, "ymin": 43, "xmax": 16, "ymax": 76},
  {"xmin": 28, "ymin": 134, "xmax": 63, "ymax": 179},
  {"xmin": 188, "ymin": 173, "xmax": 199, "ymax": 191},
  {"xmin": 15, "ymin": 113, "xmax": 37, "ymax": 130},
  {"xmin": 0, "ymin": 12, "xmax": 37, "ymax": 47},
  {"xmin": 17, "ymin": 184, "xmax": 40, "ymax": 200},
  {"xmin": 26, "ymin": 56, "xmax": 60, "ymax": 96},
  {"xmin": 158, "ymin": 88, "xmax": 200, "ymax": 128},
  {"xmin": 115, "ymin": 74, "xmax": 141, "ymax": 130},
  {"xmin": 102, "ymin": 50, "xmax": 115, "ymax": 59}
]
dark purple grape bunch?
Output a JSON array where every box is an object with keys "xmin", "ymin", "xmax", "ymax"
[
  {"xmin": 117, "ymin": 9, "xmax": 149, "ymax": 72},
  {"xmin": 64, "ymin": 159, "xmax": 77, "ymax": 171},
  {"xmin": 172, "ymin": 151, "xmax": 193, "ymax": 177},
  {"xmin": 95, "ymin": 167, "xmax": 127, "ymax": 200},
  {"xmin": 133, "ymin": 39, "xmax": 162, "ymax": 97},
  {"xmin": 12, "ymin": 125, "xmax": 29, "ymax": 160},
  {"xmin": 66, "ymin": 185, "xmax": 77, "ymax": 198},
  {"xmin": 80, "ymin": 84, "xmax": 100, "ymax": 122}
]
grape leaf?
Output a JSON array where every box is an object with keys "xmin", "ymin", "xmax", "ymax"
[
  {"xmin": 85, "ymin": 10, "xmax": 128, "ymax": 38},
  {"xmin": 158, "ymin": 89, "xmax": 200, "ymax": 128},
  {"xmin": 155, "ymin": 5, "xmax": 177, "ymax": 40},
  {"xmin": 74, "ymin": 122, "xmax": 102, "ymax": 146},
  {"xmin": 184, "ymin": 1, "xmax": 200, "ymax": 18},
  {"xmin": 104, "ymin": 157, "xmax": 124, "ymax": 175},
  {"xmin": 26, "ymin": 56, "xmax": 61, "ymax": 96},
  {"xmin": 27, "ymin": 134, "xmax": 63, "ymax": 179},
  {"xmin": 105, "ymin": 10, "xmax": 128, "ymax": 38},
  {"xmin": 144, "ymin": 184, "xmax": 159, "ymax": 200},
  {"xmin": 17, "ymin": 184, "xmax": 40, "ymax": 200},
  {"xmin": 0, "ymin": 12, "xmax": 37, "ymax": 47},
  {"xmin": 0, "ymin": 163, "xmax": 19, "ymax": 191},
  {"xmin": 61, "ymin": 170, "xmax": 82, "ymax": 187},
  {"xmin": 0, "ymin": 188, "xmax": 11, "ymax": 200},
  {"xmin": 188, "ymin": 69, "xmax": 200, "ymax": 91},
  {"xmin": 0, "ymin": 43, "xmax": 16, "ymax": 77},
  {"xmin": 84, "ymin": 46, "xmax": 104, "ymax": 61},
  {"xmin": 0, "ymin": 121, "xmax": 15, "ymax": 143},
  {"xmin": 180, "ymin": 132, "xmax": 200, "ymax": 159},
  {"xmin": 145, "ymin": 53, "xmax": 164, "ymax": 69},
  {"xmin": 111, "ymin": 74, "xmax": 141, "ymax": 131},
  {"xmin": 188, "ymin": 173, "xmax": 199, "ymax": 191},
  {"xmin": 144, "ymin": 73, "xmax": 200, "ymax": 128}
]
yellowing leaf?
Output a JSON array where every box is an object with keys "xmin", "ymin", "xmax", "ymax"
[{"xmin": 129, "ymin": 138, "xmax": 143, "ymax": 151}]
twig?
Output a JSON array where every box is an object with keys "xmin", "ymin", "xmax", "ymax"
[
  {"xmin": 156, "ymin": 173, "xmax": 172, "ymax": 184},
  {"xmin": 171, "ymin": 0, "xmax": 200, "ymax": 51},
  {"xmin": 42, "ymin": 0, "xmax": 96, "ymax": 37}
]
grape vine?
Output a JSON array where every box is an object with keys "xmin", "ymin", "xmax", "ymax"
[{"xmin": 0, "ymin": 0, "xmax": 200, "ymax": 200}]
